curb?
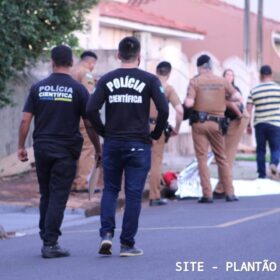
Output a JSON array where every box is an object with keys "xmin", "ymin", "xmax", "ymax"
[{"xmin": 84, "ymin": 189, "xmax": 150, "ymax": 217}]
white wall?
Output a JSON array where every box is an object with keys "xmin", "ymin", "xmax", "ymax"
[
  {"xmin": 73, "ymin": 8, "xmax": 259, "ymax": 155},
  {"xmin": 74, "ymin": 7, "xmax": 100, "ymax": 49}
]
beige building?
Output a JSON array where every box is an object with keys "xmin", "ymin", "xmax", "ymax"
[
  {"xmin": 75, "ymin": 0, "xmax": 205, "ymax": 153},
  {"xmin": 76, "ymin": 1, "xmax": 204, "ymax": 57},
  {"xmin": 75, "ymin": 0, "xmax": 276, "ymax": 154}
]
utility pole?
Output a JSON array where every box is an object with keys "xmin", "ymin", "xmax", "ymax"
[
  {"xmin": 244, "ymin": 0, "xmax": 251, "ymax": 66},
  {"xmin": 257, "ymin": 0, "xmax": 263, "ymax": 69}
]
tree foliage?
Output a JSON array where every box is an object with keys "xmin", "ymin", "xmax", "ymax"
[{"xmin": 0, "ymin": 0, "xmax": 98, "ymax": 108}]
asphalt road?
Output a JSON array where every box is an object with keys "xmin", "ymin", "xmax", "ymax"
[{"xmin": 1, "ymin": 195, "xmax": 280, "ymax": 280}]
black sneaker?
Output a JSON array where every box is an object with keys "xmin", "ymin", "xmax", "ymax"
[
  {"xmin": 41, "ymin": 243, "xmax": 70, "ymax": 259},
  {"xmin": 149, "ymin": 198, "xmax": 168, "ymax": 206},
  {"xmin": 99, "ymin": 233, "xmax": 113, "ymax": 255},
  {"xmin": 120, "ymin": 244, "xmax": 143, "ymax": 257}
]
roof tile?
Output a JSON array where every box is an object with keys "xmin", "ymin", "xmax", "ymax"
[{"xmin": 99, "ymin": 1, "xmax": 205, "ymax": 35}]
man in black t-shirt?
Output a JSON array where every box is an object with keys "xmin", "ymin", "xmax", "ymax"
[
  {"xmin": 18, "ymin": 45, "xmax": 100, "ymax": 258},
  {"xmin": 87, "ymin": 36, "xmax": 169, "ymax": 257}
]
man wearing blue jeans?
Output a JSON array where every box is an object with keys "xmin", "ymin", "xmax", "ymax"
[
  {"xmin": 86, "ymin": 36, "xmax": 169, "ymax": 256},
  {"xmin": 247, "ymin": 65, "xmax": 280, "ymax": 178}
]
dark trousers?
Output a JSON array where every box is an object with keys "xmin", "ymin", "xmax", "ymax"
[
  {"xmin": 34, "ymin": 144, "xmax": 76, "ymax": 245},
  {"xmin": 255, "ymin": 123, "xmax": 280, "ymax": 178},
  {"xmin": 100, "ymin": 139, "xmax": 151, "ymax": 247}
]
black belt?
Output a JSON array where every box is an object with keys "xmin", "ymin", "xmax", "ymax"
[
  {"xmin": 207, "ymin": 115, "xmax": 224, "ymax": 123},
  {"xmin": 149, "ymin": 118, "xmax": 157, "ymax": 125},
  {"xmin": 190, "ymin": 111, "xmax": 225, "ymax": 125}
]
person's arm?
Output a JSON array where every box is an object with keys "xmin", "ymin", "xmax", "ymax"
[
  {"xmin": 18, "ymin": 112, "xmax": 33, "ymax": 161},
  {"xmin": 168, "ymin": 86, "xmax": 183, "ymax": 134},
  {"xmin": 246, "ymin": 90, "xmax": 254, "ymax": 134},
  {"xmin": 150, "ymin": 78, "xmax": 169, "ymax": 140},
  {"xmin": 173, "ymin": 104, "xmax": 184, "ymax": 134},
  {"xmin": 184, "ymin": 97, "xmax": 194, "ymax": 108},
  {"xmin": 83, "ymin": 119, "xmax": 102, "ymax": 166},
  {"xmin": 227, "ymin": 91, "xmax": 244, "ymax": 104},
  {"xmin": 79, "ymin": 84, "xmax": 103, "ymax": 166},
  {"xmin": 18, "ymin": 85, "xmax": 36, "ymax": 162},
  {"xmin": 226, "ymin": 100, "xmax": 243, "ymax": 118},
  {"xmin": 225, "ymin": 81, "xmax": 243, "ymax": 102},
  {"xmin": 83, "ymin": 119, "xmax": 101, "ymax": 153},
  {"xmin": 86, "ymin": 81, "xmax": 106, "ymax": 137},
  {"xmin": 246, "ymin": 102, "xmax": 254, "ymax": 134},
  {"xmin": 184, "ymin": 78, "xmax": 196, "ymax": 108},
  {"xmin": 81, "ymin": 72, "xmax": 95, "ymax": 94}
]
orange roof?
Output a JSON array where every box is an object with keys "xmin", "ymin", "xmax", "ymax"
[
  {"xmin": 139, "ymin": 0, "xmax": 280, "ymax": 72},
  {"xmin": 99, "ymin": 1, "xmax": 205, "ymax": 35}
]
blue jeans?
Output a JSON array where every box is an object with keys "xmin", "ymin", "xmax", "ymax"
[
  {"xmin": 100, "ymin": 138, "xmax": 151, "ymax": 247},
  {"xmin": 255, "ymin": 123, "xmax": 280, "ymax": 178}
]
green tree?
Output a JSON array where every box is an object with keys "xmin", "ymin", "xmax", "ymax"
[{"xmin": 0, "ymin": 0, "xmax": 98, "ymax": 108}]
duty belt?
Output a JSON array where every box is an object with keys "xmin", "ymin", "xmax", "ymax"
[
  {"xmin": 190, "ymin": 111, "xmax": 225, "ymax": 124},
  {"xmin": 190, "ymin": 111, "xmax": 229, "ymax": 135},
  {"xmin": 206, "ymin": 115, "xmax": 224, "ymax": 123}
]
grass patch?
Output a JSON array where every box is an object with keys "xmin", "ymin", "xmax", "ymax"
[{"xmin": 235, "ymin": 154, "xmax": 270, "ymax": 162}]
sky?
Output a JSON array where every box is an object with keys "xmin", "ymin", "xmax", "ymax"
[{"xmin": 222, "ymin": 0, "xmax": 280, "ymax": 22}]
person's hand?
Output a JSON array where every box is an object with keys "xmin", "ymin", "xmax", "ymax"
[
  {"xmin": 152, "ymin": 139, "xmax": 157, "ymax": 145},
  {"xmin": 242, "ymin": 110, "xmax": 250, "ymax": 118},
  {"xmin": 18, "ymin": 148, "xmax": 28, "ymax": 162},
  {"xmin": 247, "ymin": 126, "xmax": 252, "ymax": 135},
  {"xmin": 170, "ymin": 128, "xmax": 179, "ymax": 137}
]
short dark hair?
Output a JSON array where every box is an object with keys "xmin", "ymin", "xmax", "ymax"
[
  {"xmin": 260, "ymin": 65, "xmax": 272, "ymax": 76},
  {"xmin": 80, "ymin": 50, "xmax": 98, "ymax": 60},
  {"xmin": 118, "ymin": 36, "xmax": 140, "ymax": 61},
  {"xmin": 51, "ymin": 45, "xmax": 73, "ymax": 67},
  {"xmin": 156, "ymin": 61, "xmax": 172, "ymax": 76}
]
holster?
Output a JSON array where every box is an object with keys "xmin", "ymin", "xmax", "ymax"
[
  {"xmin": 190, "ymin": 111, "xmax": 208, "ymax": 125},
  {"xmin": 190, "ymin": 111, "xmax": 229, "ymax": 135},
  {"xmin": 182, "ymin": 104, "xmax": 192, "ymax": 120},
  {"xmin": 164, "ymin": 122, "xmax": 173, "ymax": 143},
  {"xmin": 219, "ymin": 117, "xmax": 230, "ymax": 135}
]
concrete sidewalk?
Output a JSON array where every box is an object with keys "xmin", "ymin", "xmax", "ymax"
[
  {"xmin": 0, "ymin": 204, "xmax": 85, "ymax": 236},
  {"xmin": 0, "ymin": 153, "xmax": 262, "ymax": 237}
]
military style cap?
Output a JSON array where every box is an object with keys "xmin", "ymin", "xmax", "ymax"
[{"xmin": 197, "ymin": 54, "xmax": 211, "ymax": 67}]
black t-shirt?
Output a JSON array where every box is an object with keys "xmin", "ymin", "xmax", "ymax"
[
  {"xmin": 86, "ymin": 68, "xmax": 169, "ymax": 143},
  {"xmin": 23, "ymin": 73, "xmax": 89, "ymax": 158}
]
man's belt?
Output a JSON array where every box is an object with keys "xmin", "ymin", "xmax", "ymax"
[
  {"xmin": 190, "ymin": 111, "xmax": 224, "ymax": 124},
  {"xmin": 190, "ymin": 111, "xmax": 229, "ymax": 135},
  {"xmin": 207, "ymin": 115, "xmax": 224, "ymax": 123},
  {"xmin": 149, "ymin": 118, "xmax": 157, "ymax": 125}
]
